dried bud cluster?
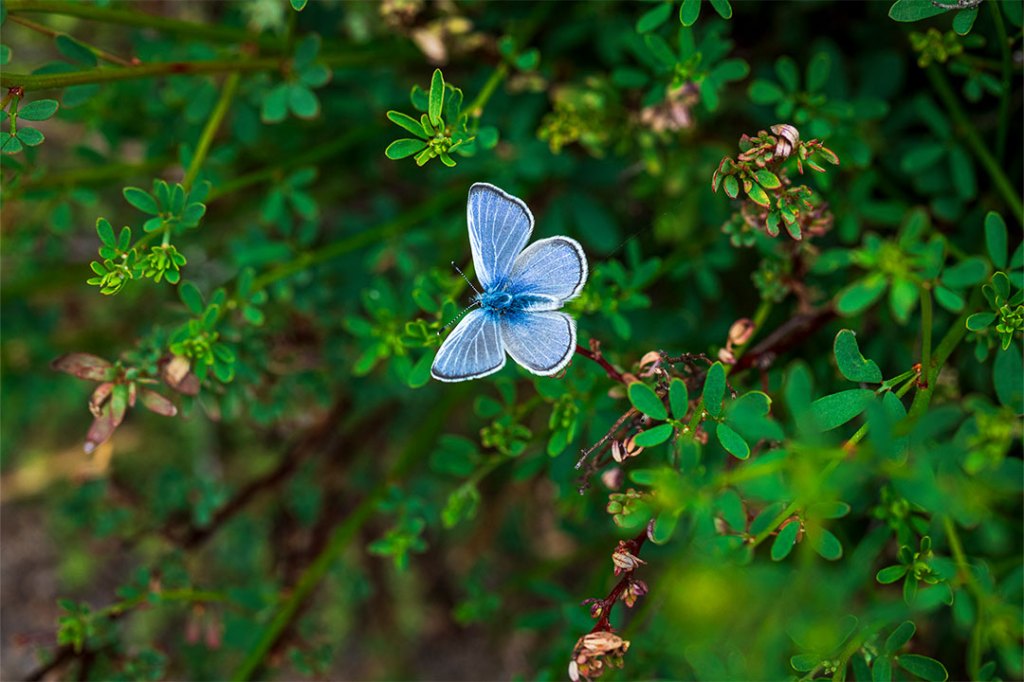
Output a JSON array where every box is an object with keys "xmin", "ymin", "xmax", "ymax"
[
  {"xmin": 610, "ymin": 435, "xmax": 643, "ymax": 463},
  {"xmin": 568, "ymin": 632, "xmax": 631, "ymax": 682},
  {"xmin": 639, "ymin": 83, "xmax": 700, "ymax": 133},
  {"xmin": 611, "ymin": 543, "xmax": 647, "ymax": 575},
  {"xmin": 718, "ymin": 317, "xmax": 755, "ymax": 365},
  {"xmin": 620, "ymin": 578, "xmax": 649, "ymax": 608}
]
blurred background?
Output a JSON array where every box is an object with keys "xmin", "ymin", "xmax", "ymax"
[{"xmin": 1, "ymin": 1, "xmax": 1021, "ymax": 680}]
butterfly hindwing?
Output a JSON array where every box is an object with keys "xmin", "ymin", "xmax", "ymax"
[
  {"xmin": 508, "ymin": 236, "xmax": 588, "ymax": 311},
  {"xmin": 467, "ymin": 183, "xmax": 533, "ymax": 291},
  {"xmin": 500, "ymin": 311, "xmax": 576, "ymax": 376},
  {"xmin": 431, "ymin": 309, "xmax": 506, "ymax": 382}
]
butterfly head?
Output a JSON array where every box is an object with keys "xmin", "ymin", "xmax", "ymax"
[{"xmin": 478, "ymin": 289, "xmax": 518, "ymax": 314}]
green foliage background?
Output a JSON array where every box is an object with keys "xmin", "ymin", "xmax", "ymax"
[{"xmin": 1, "ymin": 1, "xmax": 1021, "ymax": 680}]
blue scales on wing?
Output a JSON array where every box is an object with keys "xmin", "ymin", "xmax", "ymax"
[
  {"xmin": 430, "ymin": 309, "xmax": 506, "ymax": 382},
  {"xmin": 467, "ymin": 183, "xmax": 534, "ymax": 291},
  {"xmin": 500, "ymin": 311, "xmax": 577, "ymax": 376},
  {"xmin": 507, "ymin": 236, "xmax": 588, "ymax": 311}
]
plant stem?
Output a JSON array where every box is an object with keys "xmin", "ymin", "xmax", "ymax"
[
  {"xmin": 7, "ymin": 14, "xmax": 134, "ymax": 66},
  {"xmin": 230, "ymin": 390, "xmax": 465, "ymax": 681},
  {"xmin": 919, "ymin": 282, "xmax": 933, "ymax": 388},
  {"xmin": 253, "ymin": 187, "xmax": 463, "ymax": 291},
  {"xmin": 206, "ymin": 126, "xmax": 373, "ymax": 201},
  {"xmin": 0, "ymin": 51, "xmax": 379, "ymax": 91},
  {"xmin": 989, "ymin": 0, "xmax": 1012, "ymax": 160},
  {"xmin": 575, "ymin": 343, "xmax": 626, "ymax": 383},
  {"xmin": 182, "ymin": 72, "xmax": 240, "ymax": 191},
  {"xmin": 466, "ymin": 63, "xmax": 509, "ymax": 118},
  {"xmin": 908, "ymin": 305, "xmax": 972, "ymax": 418},
  {"xmin": 925, "ymin": 64, "xmax": 1024, "ymax": 225},
  {"xmin": 943, "ymin": 515, "xmax": 987, "ymax": 678},
  {"xmin": 4, "ymin": 0, "xmax": 282, "ymax": 50}
]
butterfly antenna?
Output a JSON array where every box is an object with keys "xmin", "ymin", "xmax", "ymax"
[
  {"xmin": 451, "ymin": 261, "xmax": 481, "ymax": 297},
  {"xmin": 437, "ymin": 299, "xmax": 480, "ymax": 336}
]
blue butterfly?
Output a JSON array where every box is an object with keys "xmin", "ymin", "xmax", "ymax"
[{"xmin": 432, "ymin": 183, "xmax": 589, "ymax": 382}]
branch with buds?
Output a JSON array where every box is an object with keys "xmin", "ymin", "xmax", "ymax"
[
  {"xmin": 569, "ymin": 524, "xmax": 650, "ymax": 682},
  {"xmin": 713, "ymin": 123, "xmax": 839, "ymax": 242}
]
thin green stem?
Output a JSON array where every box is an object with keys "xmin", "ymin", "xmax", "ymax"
[
  {"xmin": 0, "ymin": 51, "xmax": 381, "ymax": 91},
  {"xmin": 182, "ymin": 72, "xmax": 240, "ymax": 191},
  {"xmin": 466, "ymin": 63, "xmax": 509, "ymax": 118},
  {"xmin": 919, "ymin": 282, "xmax": 933, "ymax": 388},
  {"xmin": 943, "ymin": 515, "xmax": 986, "ymax": 678},
  {"xmin": 8, "ymin": 14, "xmax": 135, "ymax": 66},
  {"xmin": 94, "ymin": 588, "xmax": 228, "ymax": 619},
  {"xmin": 4, "ymin": 0, "xmax": 282, "ymax": 50},
  {"xmin": 990, "ymin": 0, "xmax": 1012, "ymax": 159},
  {"xmin": 908, "ymin": 304, "xmax": 973, "ymax": 418},
  {"xmin": 253, "ymin": 187, "xmax": 463, "ymax": 291},
  {"xmin": 925, "ymin": 64, "xmax": 1024, "ymax": 225},
  {"xmin": 230, "ymin": 390, "xmax": 466, "ymax": 681}
]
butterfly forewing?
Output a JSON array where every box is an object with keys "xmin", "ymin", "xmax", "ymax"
[
  {"xmin": 431, "ymin": 309, "xmax": 506, "ymax": 382},
  {"xmin": 508, "ymin": 236, "xmax": 588, "ymax": 309},
  {"xmin": 500, "ymin": 311, "xmax": 576, "ymax": 376},
  {"xmin": 467, "ymin": 183, "xmax": 534, "ymax": 291}
]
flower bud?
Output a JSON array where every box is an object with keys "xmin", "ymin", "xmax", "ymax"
[{"xmin": 770, "ymin": 124, "xmax": 800, "ymax": 158}]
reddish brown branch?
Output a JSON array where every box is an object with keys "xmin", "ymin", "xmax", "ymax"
[
  {"xmin": 732, "ymin": 305, "xmax": 836, "ymax": 373},
  {"xmin": 587, "ymin": 524, "xmax": 650, "ymax": 633},
  {"xmin": 575, "ymin": 342, "xmax": 626, "ymax": 384}
]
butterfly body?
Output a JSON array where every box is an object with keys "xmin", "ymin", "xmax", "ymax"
[{"xmin": 431, "ymin": 183, "xmax": 588, "ymax": 383}]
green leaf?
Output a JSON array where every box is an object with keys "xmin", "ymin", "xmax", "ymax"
[
  {"xmin": 669, "ymin": 378, "xmax": 689, "ymax": 420},
  {"xmin": 636, "ymin": 2, "xmax": 672, "ymax": 32},
  {"xmin": 55, "ymin": 34, "xmax": 97, "ymax": 66},
  {"xmin": 2, "ymin": 132, "xmax": 23, "ymax": 154},
  {"xmin": 985, "ymin": 212, "xmax": 1008, "ymax": 268},
  {"xmin": 948, "ymin": 144, "xmax": 976, "ymax": 199},
  {"xmin": 716, "ymin": 422, "xmax": 749, "ymax": 459},
  {"xmin": 889, "ymin": 0, "xmax": 950, "ymax": 22},
  {"xmin": 888, "ymin": 276, "xmax": 917, "ymax": 324},
  {"xmin": 771, "ymin": 520, "xmax": 800, "ymax": 561},
  {"xmin": 952, "ymin": 6, "xmax": 978, "ymax": 34},
  {"xmin": 994, "ymin": 342, "xmax": 1023, "ymax": 412},
  {"xmin": 16, "ymin": 126, "xmax": 43, "ymax": 146},
  {"xmin": 834, "ymin": 330, "xmax": 882, "ymax": 383},
  {"xmin": 408, "ymin": 352, "xmax": 433, "ymax": 389},
  {"xmin": 941, "ymin": 257, "xmax": 988, "ymax": 288},
  {"xmin": 811, "ymin": 528, "xmax": 843, "ymax": 560},
  {"xmin": 877, "ymin": 564, "xmax": 908, "ymax": 584},
  {"xmin": 966, "ymin": 312, "xmax": 996, "ymax": 331},
  {"xmin": 810, "ymin": 389, "xmax": 874, "ymax": 431},
  {"xmin": 774, "ymin": 56, "xmax": 799, "ymax": 91},
  {"xmin": 123, "ymin": 187, "xmax": 159, "ymax": 215},
  {"xmin": 790, "ymin": 654, "xmax": 818, "ymax": 672},
  {"xmin": 884, "ymin": 621, "xmax": 916, "ymax": 654},
  {"xmin": 837, "ymin": 274, "xmax": 888, "ymax": 316},
  {"xmin": 806, "ymin": 52, "xmax": 831, "ymax": 92},
  {"xmin": 896, "ymin": 654, "xmax": 948, "ymax": 682},
  {"xmin": 17, "ymin": 99, "xmax": 59, "ymax": 121},
  {"xmin": 934, "ymin": 285, "xmax": 964, "ymax": 312},
  {"xmin": 385, "ymin": 138, "xmax": 428, "ymax": 160},
  {"xmin": 723, "ymin": 174, "xmax": 739, "ymax": 198},
  {"xmin": 873, "ymin": 656, "xmax": 894, "ymax": 682},
  {"xmin": 428, "ymin": 68, "xmax": 444, "ymax": 127},
  {"xmin": 293, "ymin": 34, "xmax": 320, "ymax": 68},
  {"xmin": 709, "ymin": 0, "xmax": 732, "ymax": 19},
  {"xmin": 96, "ymin": 218, "xmax": 115, "ymax": 247},
  {"xmin": 679, "ymin": 0, "xmax": 701, "ymax": 26},
  {"xmin": 179, "ymin": 282, "xmax": 204, "ymax": 314},
  {"xmin": 387, "ymin": 110, "xmax": 427, "ymax": 138},
  {"xmin": 628, "ymin": 382, "xmax": 667, "ymax": 420},
  {"xmin": 753, "ymin": 170, "xmax": 781, "ymax": 189},
  {"xmin": 0, "ymin": 45, "xmax": 10, "ymax": 65},
  {"xmin": 650, "ymin": 510, "xmax": 680, "ymax": 544},
  {"xmin": 261, "ymin": 84, "xmax": 289, "ymax": 124},
  {"xmin": 749, "ymin": 79, "xmax": 784, "ymax": 104},
  {"xmin": 703, "ymin": 362, "xmax": 726, "ymax": 417},
  {"xmin": 644, "ymin": 33, "xmax": 676, "ymax": 68},
  {"xmin": 634, "ymin": 423, "xmax": 674, "ymax": 447},
  {"xmin": 745, "ymin": 182, "xmax": 771, "ymax": 207},
  {"xmin": 290, "ymin": 0, "xmax": 308, "ymax": 10},
  {"xmin": 289, "ymin": 84, "xmax": 320, "ymax": 119},
  {"xmin": 901, "ymin": 143, "xmax": 946, "ymax": 173}
]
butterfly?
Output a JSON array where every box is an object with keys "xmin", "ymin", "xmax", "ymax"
[{"xmin": 431, "ymin": 183, "xmax": 589, "ymax": 382}]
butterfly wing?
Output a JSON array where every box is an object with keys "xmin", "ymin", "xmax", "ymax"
[
  {"xmin": 508, "ymin": 237, "xmax": 588, "ymax": 311},
  {"xmin": 500, "ymin": 311, "xmax": 576, "ymax": 376},
  {"xmin": 431, "ymin": 309, "xmax": 506, "ymax": 382},
  {"xmin": 467, "ymin": 183, "xmax": 534, "ymax": 291}
]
